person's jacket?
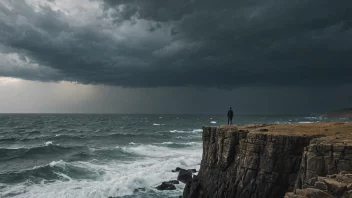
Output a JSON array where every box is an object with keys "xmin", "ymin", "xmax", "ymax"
[{"xmin": 227, "ymin": 110, "xmax": 233, "ymax": 117}]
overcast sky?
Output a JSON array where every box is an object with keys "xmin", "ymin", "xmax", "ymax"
[{"xmin": 0, "ymin": 0, "xmax": 351, "ymax": 114}]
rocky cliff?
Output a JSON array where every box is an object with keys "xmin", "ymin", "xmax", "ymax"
[
  {"xmin": 182, "ymin": 122, "xmax": 352, "ymax": 198},
  {"xmin": 285, "ymin": 137, "xmax": 352, "ymax": 198}
]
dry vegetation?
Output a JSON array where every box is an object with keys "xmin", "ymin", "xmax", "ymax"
[{"xmin": 221, "ymin": 122, "xmax": 352, "ymax": 144}]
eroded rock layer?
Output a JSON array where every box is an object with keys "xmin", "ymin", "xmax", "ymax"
[
  {"xmin": 285, "ymin": 139, "xmax": 352, "ymax": 198},
  {"xmin": 183, "ymin": 122, "xmax": 352, "ymax": 198},
  {"xmin": 183, "ymin": 126, "xmax": 315, "ymax": 198}
]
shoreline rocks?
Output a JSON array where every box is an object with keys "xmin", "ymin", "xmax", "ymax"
[
  {"xmin": 177, "ymin": 169, "xmax": 193, "ymax": 184},
  {"xmin": 155, "ymin": 168, "xmax": 197, "ymax": 191},
  {"xmin": 172, "ymin": 167, "xmax": 197, "ymax": 173},
  {"xmin": 156, "ymin": 182, "xmax": 177, "ymax": 190}
]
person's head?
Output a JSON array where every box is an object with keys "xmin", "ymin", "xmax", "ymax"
[{"xmin": 229, "ymin": 107, "xmax": 232, "ymax": 110}]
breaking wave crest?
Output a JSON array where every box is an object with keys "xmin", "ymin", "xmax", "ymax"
[
  {"xmin": 0, "ymin": 160, "xmax": 104, "ymax": 184},
  {"xmin": 0, "ymin": 144, "xmax": 89, "ymax": 161}
]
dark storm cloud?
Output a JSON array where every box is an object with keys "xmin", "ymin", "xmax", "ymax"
[{"xmin": 0, "ymin": 0, "xmax": 352, "ymax": 87}]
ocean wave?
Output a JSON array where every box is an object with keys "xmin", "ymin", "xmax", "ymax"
[
  {"xmin": 0, "ymin": 142, "xmax": 202, "ymax": 198},
  {"xmin": 303, "ymin": 116, "xmax": 323, "ymax": 120},
  {"xmin": 0, "ymin": 160, "xmax": 104, "ymax": 184},
  {"xmin": 26, "ymin": 130, "xmax": 41, "ymax": 135},
  {"xmin": 89, "ymin": 147, "xmax": 139, "ymax": 159},
  {"xmin": 155, "ymin": 142, "xmax": 201, "ymax": 148},
  {"xmin": 0, "ymin": 151, "xmax": 201, "ymax": 198},
  {"xmin": 161, "ymin": 142, "xmax": 200, "ymax": 145},
  {"xmin": 99, "ymin": 132, "xmax": 165, "ymax": 139},
  {"xmin": 0, "ymin": 137, "xmax": 18, "ymax": 142},
  {"xmin": 169, "ymin": 130, "xmax": 184, "ymax": 133},
  {"xmin": 0, "ymin": 132, "xmax": 168, "ymax": 143},
  {"xmin": 118, "ymin": 143, "xmax": 202, "ymax": 158},
  {"xmin": 0, "ymin": 144, "xmax": 89, "ymax": 161},
  {"xmin": 192, "ymin": 129, "xmax": 202, "ymax": 133},
  {"xmin": 169, "ymin": 129, "xmax": 202, "ymax": 133},
  {"xmin": 0, "ymin": 143, "xmax": 142, "ymax": 163},
  {"xmin": 274, "ymin": 121, "xmax": 291, "ymax": 124},
  {"xmin": 0, "ymin": 134, "xmax": 86, "ymax": 143}
]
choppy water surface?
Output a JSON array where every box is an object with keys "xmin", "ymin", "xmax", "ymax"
[{"xmin": 0, "ymin": 114, "xmax": 346, "ymax": 198}]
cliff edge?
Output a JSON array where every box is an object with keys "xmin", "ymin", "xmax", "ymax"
[
  {"xmin": 182, "ymin": 122, "xmax": 352, "ymax": 198},
  {"xmin": 322, "ymin": 108, "xmax": 352, "ymax": 118}
]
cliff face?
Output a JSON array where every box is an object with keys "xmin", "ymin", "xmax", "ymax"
[
  {"xmin": 183, "ymin": 126, "xmax": 315, "ymax": 198},
  {"xmin": 285, "ymin": 139, "xmax": 352, "ymax": 198},
  {"xmin": 183, "ymin": 123, "xmax": 352, "ymax": 198}
]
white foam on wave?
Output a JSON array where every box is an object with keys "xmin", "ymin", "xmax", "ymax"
[
  {"xmin": 169, "ymin": 129, "xmax": 202, "ymax": 133},
  {"xmin": 304, "ymin": 116, "xmax": 323, "ymax": 120},
  {"xmin": 160, "ymin": 142, "xmax": 173, "ymax": 145},
  {"xmin": 275, "ymin": 121, "xmax": 291, "ymax": 124},
  {"xmin": 169, "ymin": 130, "xmax": 185, "ymax": 133},
  {"xmin": 49, "ymin": 159, "xmax": 66, "ymax": 168},
  {"xmin": 298, "ymin": 121, "xmax": 314, "ymax": 124},
  {"xmin": 210, "ymin": 121, "xmax": 217, "ymax": 124},
  {"xmin": 53, "ymin": 172, "xmax": 73, "ymax": 181},
  {"xmin": 159, "ymin": 142, "xmax": 201, "ymax": 146},
  {"xmin": 45, "ymin": 141, "xmax": 53, "ymax": 146},
  {"xmin": 170, "ymin": 130, "xmax": 186, "ymax": 133},
  {"xmin": 119, "ymin": 144, "xmax": 201, "ymax": 159},
  {"xmin": 1, "ymin": 144, "xmax": 202, "ymax": 198},
  {"xmin": 153, "ymin": 123, "xmax": 161, "ymax": 126},
  {"xmin": 192, "ymin": 129, "xmax": 202, "ymax": 132}
]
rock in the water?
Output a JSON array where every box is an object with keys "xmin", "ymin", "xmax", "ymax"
[
  {"xmin": 156, "ymin": 182, "xmax": 176, "ymax": 190},
  {"xmin": 172, "ymin": 167, "xmax": 197, "ymax": 173},
  {"xmin": 172, "ymin": 167, "xmax": 185, "ymax": 172},
  {"xmin": 188, "ymin": 169, "xmax": 197, "ymax": 173},
  {"xmin": 177, "ymin": 169, "xmax": 193, "ymax": 184},
  {"xmin": 133, "ymin": 188, "xmax": 146, "ymax": 193},
  {"xmin": 175, "ymin": 167, "xmax": 182, "ymax": 171},
  {"xmin": 168, "ymin": 180, "xmax": 180, "ymax": 184}
]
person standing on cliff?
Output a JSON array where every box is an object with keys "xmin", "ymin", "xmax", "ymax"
[{"xmin": 227, "ymin": 107, "xmax": 233, "ymax": 125}]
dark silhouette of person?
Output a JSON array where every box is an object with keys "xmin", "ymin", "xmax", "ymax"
[{"xmin": 227, "ymin": 107, "xmax": 233, "ymax": 125}]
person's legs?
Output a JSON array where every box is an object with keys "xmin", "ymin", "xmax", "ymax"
[
  {"xmin": 228, "ymin": 117, "xmax": 230, "ymax": 125},
  {"xmin": 230, "ymin": 117, "xmax": 233, "ymax": 125}
]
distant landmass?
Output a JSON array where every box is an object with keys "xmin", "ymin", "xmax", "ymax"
[{"xmin": 322, "ymin": 108, "xmax": 352, "ymax": 118}]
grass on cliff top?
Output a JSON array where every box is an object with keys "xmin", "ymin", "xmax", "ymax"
[{"xmin": 231, "ymin": 122, "xmax": 352, "ymax": 144}]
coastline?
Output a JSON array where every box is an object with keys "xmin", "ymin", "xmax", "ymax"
[{"xmin": 182, "ymin": 122, "xmax": 352, "ymax": 198}]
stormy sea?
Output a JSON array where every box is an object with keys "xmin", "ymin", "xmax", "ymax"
[{"xmin": 0, "ymin": 114, "xmax": 348, "ymax": 198}]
